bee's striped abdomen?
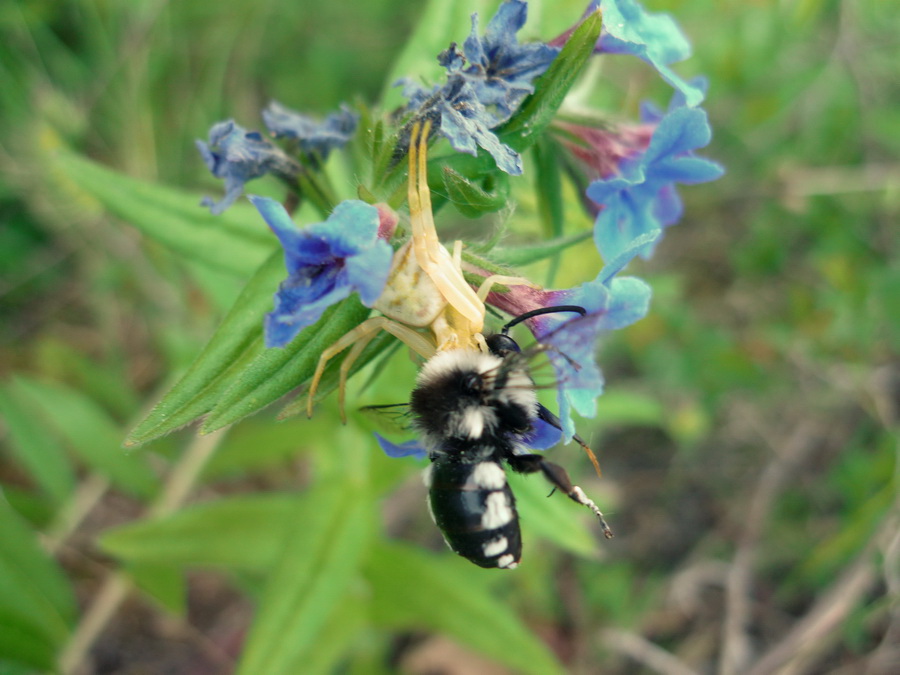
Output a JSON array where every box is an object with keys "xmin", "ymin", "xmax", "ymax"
[{"xmin": 426, "ymin": 459, "xmax": 522, "ymax": 569}]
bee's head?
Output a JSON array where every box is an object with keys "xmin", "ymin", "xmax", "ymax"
[{"xmin": 410, "ymin": 349, "xmax": 537, "ymax": 448}]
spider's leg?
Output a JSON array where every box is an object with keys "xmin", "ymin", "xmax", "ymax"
[
  {"xmin": 308, "ymin": 318, "xmax": 384, "ymax": 418},
  {"xmin": 408, "ymin": 122, "xmax": 484, "ymax": 329},
  {"xmin": 475, "ymin": 275, "xmax": 540, "ymax": 302},
  {"xmin": 310, "ymin": 317, "xmax": 437, "ymax": 419}
]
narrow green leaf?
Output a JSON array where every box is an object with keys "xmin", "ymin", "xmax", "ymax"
[
  {"xmin": 379, "ymin": 0, "xmax": 489, "ymax": 110},
  {"xmin": 0, "ymin": 620, "xmax": 57, "ymax": 672},
  {"xmin": 499, "ymin": 8, "xmax": 602, "ymax": 152},
  {"xmin": 126, "ymin": 563, "xmax": 186, "ymax": 616},
  {"xmin": 99, "ymin": 494, "xmax": 298, "ymax": 571},
  {"xmin": 126, "ymin": 250, "xmax": 284, "ymax": 446},
  {"xmin": 237, "ymin": 483, "xmax": 374, "ymax": 675},
  {"xmin": 0, "ymin": 501, "xmax": 76, "ymax": 669},
  {"xmin": 441, "ymin": 166, "xmax": 510, "ymax": 217},
  {"xmin": 201, "ymin": 297, "xmax": 371, "ymax": 433},
  {"xmin": 533, "ymin": 137, "xmax": 566, "ymax": 240},
  {"xmin": 9, "ymin": 377, "xmax": 157, "ymax": 498},
  {"xmin": 509, "ymin": 471, "xmax": 602, "ymax": 558},
  {"xmin": 53, "ymin": 151, "xmax": 276, "ymax": 277},
  {"xmin": 367, "ymin": 541, "xmax": 564, "ymax": 675},
  {"xmin": 0, "ymin": 386, "xmax": 75, "ymax": 502},
  {"xmin": 289, "ymin": 592, "xmax": 368, "ymax": 675}
]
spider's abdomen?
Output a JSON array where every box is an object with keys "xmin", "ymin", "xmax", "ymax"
[{"xmin": 426, "ymin": 459, "xmax": 522, "ymax": 569}]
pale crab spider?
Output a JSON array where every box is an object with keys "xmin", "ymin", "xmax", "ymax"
[{"xmin": 307, "ymin": 120, "xmax": 536, "ymax": 418}]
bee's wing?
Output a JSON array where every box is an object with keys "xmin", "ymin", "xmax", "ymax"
[{"xmin": 361, "ymin": 403, "xmax": 429, "ymax": 460}]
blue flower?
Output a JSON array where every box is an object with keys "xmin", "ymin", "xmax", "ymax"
[
  {"xmin": 484, "ymin": 232, "xmax": 657, "ymax": 440},
  {"xmin": 262, "ymin": 102, "xmax": 359, "ymax": 160},
  {"xmin": 196, "ymin": 120, "xmax": 298, "ymax": 215},
  {"xmin": 399, "ymin": 0, "xmax": 558, "ymax": 175},
  {"xmin": 552, "ymin": 1, "xmax": 704, "ymax": 107},
  {"xmin": 250, "ymin": 196, "xmax": 393, "ymax": 348},
  {"xmin": 458, "ymin": 0, "xmax": 559, "ymax": 126},
  {"xmin": 598, "ymin": 0, "xmax": 705, "ymax": 107},
  {"xmin": 587, "ymin": 106, "xmax": 724, "ymax": 261},
  {"xmin": 420, "ymin": 73, "xmax": 523, "ymax": 175}
]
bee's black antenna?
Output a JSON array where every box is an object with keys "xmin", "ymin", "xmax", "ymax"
[
  {"xmin": 500, "ymin": 305, "xmax": 586, "ymax": 335},
  {"xmin": 492, "ymin": 304, "xmax": 603, "ymax": 477}
]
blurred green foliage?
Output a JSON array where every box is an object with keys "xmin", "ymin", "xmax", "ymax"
[{"xmin": 1, "ymin": 0, "xmax": 898, "ymax": 673}]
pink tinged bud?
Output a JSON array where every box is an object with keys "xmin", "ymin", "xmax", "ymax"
[
  {"xmin": 375, "ymin": 203, "xmax": 399, "ymax": 241},
  {"xmin": 557, "ymin": 122, "xmax": 655, "ymax": 180}
]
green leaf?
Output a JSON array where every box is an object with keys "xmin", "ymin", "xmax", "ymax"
[
  {"xmin": 201, "ymin": 296, "xmax": 371, "ymax": 433},
  {"xmin": 53, "ymin": 151, "xmax": 276, "ymax": 277},
  {"xmin": 99, "ymin": 494, "xmax": 297, "ymax": 571},
  {"xmin": 379, "ymin": 0, "xmax": 490, "ymax": 110},
  {"xmin": 127, "ymin": 563, "xmax": 186, "ymax": 616},
  {"xmin": 0, "ymin": 385, "xmax": 75, "ymax": 503},
  {"xmin": 0, "ymin": 501, "xmax": 76, "ymax": 670},
  {"xmin": 499, "ymin": 8, "xmax": 602, "ymax": 152},
  {"xmin": 8, "ymin": 377, "xmax": 157, "ymax": 498},
  {"xmin": 441, "ymin": 166, "xmax": 510, "ymax": 217},
  {"xmin": 288, "ymin": 592, "xmax": 368, "ymax": 675},
  {"xmin": 237, "ymin": 482, "xmax": 374, "ymax": 675},
  {"xmin": 367, "ymin": 541, "xmax": 564, "ymax": 675},
  {"xmin": 533, "ymin": 137, "xmax": 566, "ymax": 240},
  {"xmin": 126, "ymin": 250, "xmax": 284, "ymax": 446},
  {"xmin": 509, "ymin": 471, "xmax": 602, "ymax": 558}
]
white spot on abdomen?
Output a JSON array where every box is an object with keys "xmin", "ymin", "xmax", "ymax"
[
  {"xmin": 497, "ymin": 554, "xmax": 518, "ymax": 569},
  {"xmin": 472, "ymin": 462, "xmax": 506, "ymax": 490},
  {"xmin": 482, "ymin": 536, "xmax": 509, "ymax": 557},
  {"xmin": 481, "ymin": 491, "xmax": 514, "ymax": 529}
]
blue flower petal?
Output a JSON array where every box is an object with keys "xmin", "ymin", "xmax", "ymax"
[
  {"xmin": 461, "ymin": 0, "xmax": 560, "ymax": 126},
  {"xmin": 529, "ymin": 273, "xmax": 652, "ymax": 440},
  {"xmin": 375, "ymin": 433, "xmax": 428, "ymax": 460},
  {"xmin": 587, "ymin": 106, "xmax": 723, "ymax": 261},
  {"xmin": 400, "ymin": 0, "xmax": 557, "ymax": 174},
  {"xmin": 249, "ymin": 196, "xmax": 393, "ymax": 347},
  {"xmin": 262, "ymin": 102, "xmax": 358, "ymax": 159},
  {"xmin": 597, "ymin": 0, "xmax": 705, "ymax": 107},
  {"xmin": 196, "ymin": 121, "xmax": 297, "ymax": 215},
  {"xmin": 437, "ymin": 77, "xmax": 523, "ymax": 174}
]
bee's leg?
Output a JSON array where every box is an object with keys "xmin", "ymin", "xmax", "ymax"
[{"xmin": 507, "ymin": 454, "xmax": 614, "ymax": 539}]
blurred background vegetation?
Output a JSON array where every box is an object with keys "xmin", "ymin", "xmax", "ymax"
[{"xmin": 1, "ymin": 0, "xmax": 898, "ymax": 673}]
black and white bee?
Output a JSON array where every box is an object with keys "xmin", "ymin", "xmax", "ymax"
[{"xmin": 409, "ymin": 305, "xmax": 614, "ymax": 569}]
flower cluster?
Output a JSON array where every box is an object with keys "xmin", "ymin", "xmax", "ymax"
[
  {"xmin": 398, "ymin": 0, "xmax": 558, "ymax": 175},
  {"xmin": 197, "ymin": 103, "xmax": 358, "ymax": 214},
  {"xmin": 249, "ymin": 196, "xmax": 394, "ymax": 348},
  {"xmin": 195, "ymin": 0, "xmax": 723, "ymax": 457}
]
